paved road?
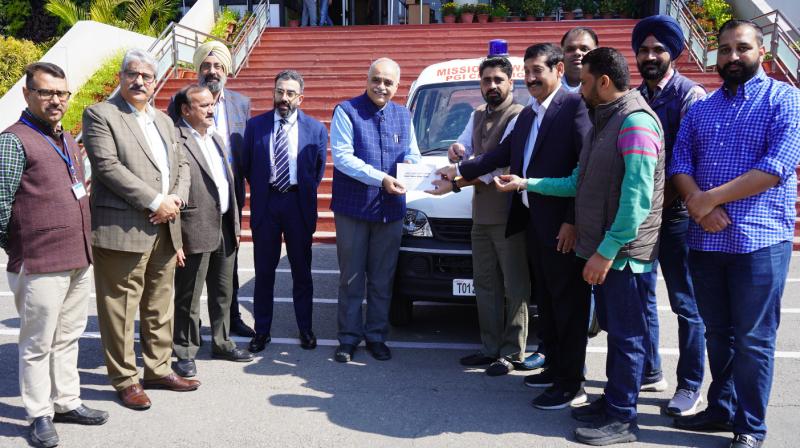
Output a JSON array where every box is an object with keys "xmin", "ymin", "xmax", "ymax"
[{"xmin": 1, "ymin": 245, "xmax": 799, "ymax": 447}]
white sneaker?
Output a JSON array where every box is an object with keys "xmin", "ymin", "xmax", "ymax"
[
  {"xmin": 640, "ymin": 377, "xmax": 669, "ymax": 392},
  {"xmin": 665, "ymin": 389, "xmax": 704, "ymax": 417}
]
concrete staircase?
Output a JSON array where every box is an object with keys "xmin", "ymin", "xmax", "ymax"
[{"xmin": 153, "ymin": 20, "xmax": 800, "ymax": 250}]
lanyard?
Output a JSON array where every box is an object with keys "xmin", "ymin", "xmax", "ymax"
[{"xmin": 20, "ymin": 117, "xmax": 78, "ymax": 183}]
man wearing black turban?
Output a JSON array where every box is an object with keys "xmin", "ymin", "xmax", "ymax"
[{"xmin": 631, "ymin": 14, "xmax": 708, "ymax": 419}]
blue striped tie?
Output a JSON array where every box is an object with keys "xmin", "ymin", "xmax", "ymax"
[{"xmin": 273, "ymin": 118, "xmax": 291, "ymax": 192}]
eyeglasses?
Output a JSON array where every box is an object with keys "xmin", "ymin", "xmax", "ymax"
[
  {"xmin": 274, "ymin": 88, "xmax": 300, "ymax": 100},
  {"xmin": 29, "ymin": 87, "xmax": 71, "ymax": 101},
  {"xmin": 123, "ymin": 70, "xmax": 156, "ymax": 85}
]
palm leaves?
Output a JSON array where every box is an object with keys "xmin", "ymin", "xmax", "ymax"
[{"xmin": 44, "ymin": 0, "xmax": 178, "ymax": 36}]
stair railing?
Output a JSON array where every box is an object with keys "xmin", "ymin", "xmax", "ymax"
[{"xmin": 666, "ymin": 0, "xmax": 798, "ymax": 87}]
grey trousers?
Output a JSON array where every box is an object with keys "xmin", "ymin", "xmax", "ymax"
[
  {"xmin": 173, "ymin": 220, "xmax": 237, "ymax": 359},
  {"xmin": 335, "ymin": 213, "xmax": 402, "ymax": 345},
  {"xmin": 471, "ymin": 223, "xmax": 530, "ymax": 361}
]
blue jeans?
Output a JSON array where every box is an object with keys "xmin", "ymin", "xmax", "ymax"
[
  {"xmin": 644, "ymin": 210, "xmax": 705, "ymax": 390},
  {"xmin": 319, "ymin": 0, "xmax": 334, "ymax": 25},
  {"xmin": 301, "ymin": 0, "xmax": 317, "ymax": 26},
  {"xmin": 595, "ymin": 265, "xmax": 658, "ymax": 422},
  {"xmin": 689, "ymin": 241, "xmax": 791, "ymax": 439}
]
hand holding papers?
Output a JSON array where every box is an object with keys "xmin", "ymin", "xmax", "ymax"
[{"xmin": 396, "ymin": 163, "xmax": 441, "ymax": 193}]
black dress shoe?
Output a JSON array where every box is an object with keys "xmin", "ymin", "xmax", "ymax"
[
  {"xmin": 299, "ymin": 330, "xmax": 317, "ymax": 350},
  {"xmin": 53, "ymin": 404, "xmax": 109, "ymax": 425},
  {"xmin": 173, "ymin": 359, "xmax": 197, "ymax": 377},
  {"xmin": 213, "ymin": 347, "xmax": 254, "ymax": 362},
  {"xmin": 366, "ymin": 341, "xmax": 391, "ymax": 361},
  {"xmin": 730, "ymin": 434, "xmax": 763, "ymax": 448},
  {"xmin": 231, "ymin": 317, "xmax": 256, "ymax": 338},
  {"xmin": 674, "ymin": 409, "xmax": 733, "ymax": 432},
  {"xmin": 459, "ymin": 352, "xmax": 495, "ymax": 366},
  {"xmin": 249, "ymin": 334, "xmax": 270, "ymax": 353},
  {"xmin": 334, "ymin": 344, "xmax": 356, "ymax": 363},
  {"xmin": 30, "ymin": 416, "xmax": 58, "ymax": 448}
]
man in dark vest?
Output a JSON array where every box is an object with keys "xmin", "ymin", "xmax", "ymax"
[
  {"xmin": 496, "ymin": 48, "xmax": 664, "ymax": 445},
  {"xmin": 428, "ymin": 55, "xmax": 530, "ymax": 377},
  {"xmin": 632, "ymin": 14, "xmax": 708, "ymax": 416},
  {"xmin": 0, "ymin": 62, "xmax": 108, "ymax": 448},
  {"xmin": 329, "ymin": 57, "xmax": 420, "ymax": 363}
]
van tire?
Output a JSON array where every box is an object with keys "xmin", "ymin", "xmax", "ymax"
[{"xmin": 389, "ymin": 295, "xmax": 413, "ymax": 326}]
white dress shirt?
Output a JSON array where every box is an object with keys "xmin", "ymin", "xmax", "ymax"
[
  {"xmin": 269, "ymin": 109, "xmax": 299, "ymax": 185},
  {"xmin": 127, "ymin": 102, "xmax": 170, "ymax": 211},
  {"xmin": 210, "ymin": 90, "xmax": 231, "ymax": 153},
  {"xmin": 517, "ymin": 85, "xmax": 561, "ymax": 207},
  {"xmin": 186, "ymin": 121, "xmax": 230, "ymax": 214}
]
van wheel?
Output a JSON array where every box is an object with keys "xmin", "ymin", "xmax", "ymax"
[{"xmin": 389, "ymin": 295, "xmax": 413, "ymax": 326}]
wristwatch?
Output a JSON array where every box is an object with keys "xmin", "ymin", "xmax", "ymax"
[{"xmin": 451, "ymin": 176, "xmax": 462, "ymax": 193}]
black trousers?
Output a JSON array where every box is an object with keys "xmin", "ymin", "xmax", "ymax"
[{"xmin": 528, "ymin": 230, "xmax": 591, "ymax": 391}]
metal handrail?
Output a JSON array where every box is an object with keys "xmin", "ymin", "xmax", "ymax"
[{"xmin": 667, "ymin": 0, "xmax": 798, "ymax": 86}]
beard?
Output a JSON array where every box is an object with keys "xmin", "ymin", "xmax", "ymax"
[
  {"xmin": 716, "ymin": 59, "xmax": 760, "ymax": 86},
  {"xmin": 274, "ymin": 99, "xmax": 297, "ymax": 118},
  {"xmin": 638, "ymin": 60, "xmax": 670, "ymax": 81},
  {"xmin": 483, "ymin": 89, "xmax": 506, "ymax": 108},
  {"xmin": 200, "ymin": 73, "xmax": 226, "ymax": 93}
]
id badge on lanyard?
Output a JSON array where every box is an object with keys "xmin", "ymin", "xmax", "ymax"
[{"xmin": 21, "ymin": 117, "xmax": 84, "ymax": 200}]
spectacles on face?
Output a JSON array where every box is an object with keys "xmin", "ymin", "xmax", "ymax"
[
  {"xmin": 29, "ymin": 87, "xmax": 71, "ymax": 101},
  {"xmin": 274, "ymin": 88, "xmax": 300, "ymax": 100},
  {"xmin": 200, "ymin": 62, "xmax": 226, "ymax": 73},
  {"xmin": 123, "ymin": 70, "xmax": 156, "ymax": 85}
]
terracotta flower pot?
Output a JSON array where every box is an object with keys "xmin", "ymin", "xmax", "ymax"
[
  {"xmin": 460, "ymin": 12, "xmax": 474, "ymax": 23},
  {"xmin": 508, "ymin": 15, "xmax": 521, "ymax": 21},
  {"xmin": 477, "ymin": 13, "xmax": 489, "ymax": 23},
  {"xmin": 543, "ymin": 15, "xmax": 555, "ymax": 21},
  {"xmin": 288, "ymin": 19, "xmax": 300, "ymax": 27},
  {"xmin": 525, "ymin": 15, "xmax": 537, "ymax": 21},
  {"xmin": 443, "ymin": 14, "xmax": 456, "ymax": 23},
  {"xmin": 490, "ymin": 15, "xmax": 505, "ymax": 22},
  {"xmin": 563, "ymin": 11, "xmax": 575, "ymax": 20},
  {"xmin": 601, "ymin": 12, "xmax": 613, "ymax": 18},
  {"xmin": 583, "ymin": 13, "xmax": 594, "ymax": 19}
]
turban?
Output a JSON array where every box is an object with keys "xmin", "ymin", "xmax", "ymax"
[
  {"xmin": 632, "ymin": 15, "xmax": 685, "ymax": 61},
  {"xmin": 193, "ymin": 40, "xmax": 232, "ymax": 75}
]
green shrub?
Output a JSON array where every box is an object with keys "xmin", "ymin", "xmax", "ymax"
[
  {"xmin": 61, "ymin": 52, "xmax": 123, "ymax": 136},
  {"xmin": 458, "ymin": 3, "xmax": 476, "ymax": 14},
  {"xmin": 474, "ymin": 3, "xmax": 491, "ymax": 15},
  {"xmin": 491, "ymin": 3, "xmax": 509, "ymax": 17},
  {"xmin": 442, "ymin": 2, "xmax": 458, "ymax": 16},
  {"xmin": 0, "ymin": 36, "xmax": 45, "ymax": 97},
  {"xmin": 0, "ymin": 0, "xmax": 32, "ymax": 36},
  {"xmin": 208, "ymin": 7, "xmax": 241, "ymax": 40},
  {"xmin": 703, "ymin": 0, "xmax": 733, "ymax": 29}
]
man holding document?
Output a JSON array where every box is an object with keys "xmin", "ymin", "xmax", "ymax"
[
  {"xmin": 427, "ymin": 55, "xmax": 530, "ymax": 377},
  {"xmin": 329, "ymin": 58, "xmax": 420, "ymax": 363}
]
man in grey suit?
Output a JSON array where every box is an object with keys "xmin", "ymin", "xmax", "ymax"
[
  {"xmin": 82, "ymin": 48, "xmax": 199, "ymax": 411},
  {"xmin": 171, "ymin": 84, "xmax": 254, "ymax": 378},
  {"xmin": 168, "ymin": 41, "xmax": 254, "ymax": 338}
]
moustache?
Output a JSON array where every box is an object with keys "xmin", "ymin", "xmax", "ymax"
[
  {"xmin": 723, "ymin": 61, "xmax": 746, "ymax": 71},
  {"xmin": 526, "ymin": 81, "xmax": 543, "ymax": 88},
  {"xmin": 128, "ymin": 84, "xmax": 147, "ymax": 93}
]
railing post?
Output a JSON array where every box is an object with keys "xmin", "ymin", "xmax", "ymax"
[
  {"xmin": 769, "ymin": 13, "xmax": 779, "ymax": 73},
  {"xmin": 171, "ymin": 30, "xmax": 178, "ymax": 78}
]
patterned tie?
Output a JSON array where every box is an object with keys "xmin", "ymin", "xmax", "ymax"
[{"xmin": 273, "ymin": 118, "xmax": 291, "ymax": 192}]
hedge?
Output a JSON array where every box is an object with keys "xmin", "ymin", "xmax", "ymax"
[{"xmin": 61, "ymin": 52, "xmax": 123, "ymax": 136}]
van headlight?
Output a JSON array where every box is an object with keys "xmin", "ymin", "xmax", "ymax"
[{"xmin": 403, "ymin": 208, "xmax": 433, "ymax": 237}]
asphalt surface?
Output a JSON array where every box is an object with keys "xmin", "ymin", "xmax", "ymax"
[{"xmin": 0, "ymin": 244, "xmax": 799, "ymax": 447}]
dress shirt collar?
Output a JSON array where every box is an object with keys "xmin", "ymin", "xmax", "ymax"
[
  {"xmin": 642, "ymin": 66, "xmax": 674, "ymax": 102},
  {"xmin": 721, "ymin": 68, "xmax": 767, "ymax": 100},
  {"xmin": 561, "ymin": 77, "xmax": 581, "ymax": 93},
  {"xmin": 274, "ymin": 109, "xmax": 298, "ymax": 126},
  {"xmin": 183, "ymin": 119, "xmax": 213, "ymax": 141},
  {"xmin": 126, "ymin": 101, "xmax": 156, "ymax": 124},
  {"xmin": 528, "ymin": 84, "xmax": 561, "ymax": 115}
]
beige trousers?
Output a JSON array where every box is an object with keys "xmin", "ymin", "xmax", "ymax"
[
  {"xmin": 93, "ymin": 224, "xmax": 177, "ymax": 391},
  {"xmin": 9, "ymin": 265, "xmax": 91, "ymax": 422}
]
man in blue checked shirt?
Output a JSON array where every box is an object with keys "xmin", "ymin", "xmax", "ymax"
[{"xmin": 670, "ymin": 19, "xmax": 800, "ymax": 448}]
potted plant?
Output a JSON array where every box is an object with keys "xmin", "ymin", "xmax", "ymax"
[
  {"xmin": 598, "ymin": 0, "xmax": 613, "ymax": 18},
  {"xmin": 475, "ymin": 3, "xmax": 491, "ymax": 23},
  {"xmin": 562, "ymin": 0, "xmax": 579, "ymax": 19},
  {"xmin": 521, "ymin": 0, "xmax": 544, "ymax": 20},
  {"xmin": 762, "ymin": 51, "xmax": 773, "ymax": 73},
  {"xmin": 581, "ymin": 0, "xmax": 598, "ymax": 18},
  {"xmin": 442, "ymin": 2, "xmax": 458, "ymax": 22},
  {"xmin": 615, "ymin": 0, "xmax": 634, "ymax": 17},
  {"xmin": 286, "ymin": 7, "xmax": 300, "ymax": 26},
  {"xmin": 459, "ymin": 3, "xmax": 476, "ymax": 23},
  {"xmin": 542, "ymin": 0, "xmax": 559, "ymax": 20},
  {"xmin": 490, "ymin": 3, "xmax": 509, "ymax": 21}
]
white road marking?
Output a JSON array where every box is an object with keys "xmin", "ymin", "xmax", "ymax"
[{"xmin": 0, "ymin": 328, "xmax": 798, "ymax": 358}]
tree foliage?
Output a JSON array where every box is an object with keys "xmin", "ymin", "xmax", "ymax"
[
  {"xmin": 0, "ymin": 36, "xmax": 45, "ymax": 97},
  {"xmin": 45, "ymin": 0, "xmax": 179, "ymax": 37}
]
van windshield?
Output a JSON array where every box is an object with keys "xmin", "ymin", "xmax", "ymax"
[{"xmin": 410, "ymin": 80, "xmax": 529, "ymax": 155}]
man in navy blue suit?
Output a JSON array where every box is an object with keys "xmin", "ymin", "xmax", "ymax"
[
  {"xmin": 437, "ymin": 43, "xmax": 592, "ymax": 410},
  {"xmin": 240, "ymin": 70, "xmax": 328, "ymax": 353}
]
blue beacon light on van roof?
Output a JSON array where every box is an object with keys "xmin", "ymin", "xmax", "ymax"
[{"xmin": 488, "ymin": 39, "xmax": 509, "ymax": 57}]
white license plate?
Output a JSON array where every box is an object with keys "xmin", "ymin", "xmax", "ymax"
[{"xmin": 453, "ymin": 279, "xmax": 475, "ymax": 296}]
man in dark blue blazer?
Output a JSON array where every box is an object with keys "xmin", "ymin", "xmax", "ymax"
[
  {"xmin": 167, "ymin": 42, "xmax": 255, "ymax": 338},
  {"xmin": 441, "ymin": 44, "xmax": 592, "ymax": 409},
  {"xmin": 240, "ymin": 70, "xmax": 328, "ymax": 353}
]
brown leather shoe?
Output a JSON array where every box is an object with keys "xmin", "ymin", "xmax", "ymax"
[
  {"xmin": 118, "ymin": 384, "xmax": 151, "ymax": 410},
  {"xmin": 142, "ymin": 373, "xmax": 200, "ymax": 391}
]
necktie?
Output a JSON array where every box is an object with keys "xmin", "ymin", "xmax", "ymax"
[
  {"xmin": 273, "ymin": 118, "xmax": 291, "ymax": 192},
  {"xmin": 521, "ymin": 111, "xmax": 539, "ymax": 208}
]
